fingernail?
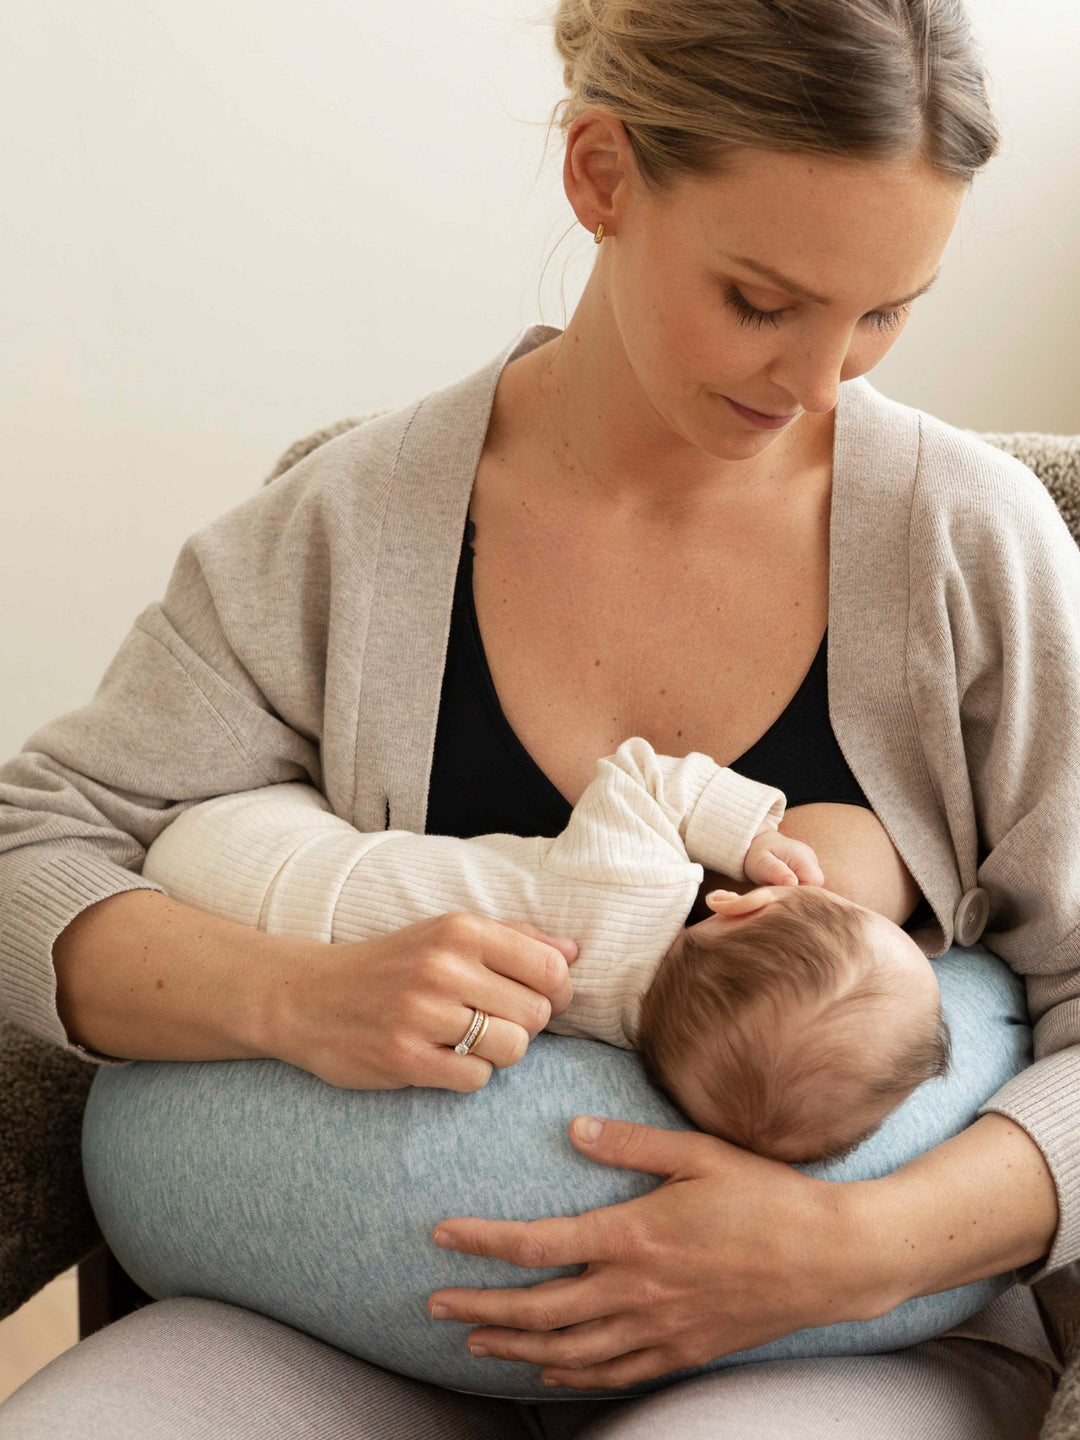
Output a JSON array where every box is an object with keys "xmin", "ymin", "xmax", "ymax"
[
  {"xmin": 434, "ymin": 1230, "xmax": 453, "ymax": 1247},
  {"xmin": 430, "ymin": 1304, "xmax": 451, "ymax": 1319},
  {"xmin": 573, "ymin": 1116, "xmax": 603, "ymax": 1142},
  {"xmin": 469, "ymin": 1344, "xmax": 490, "ymax": 1358},
  {"xmin": 543, "ymin": 1376, "xmax": 564, "ymax": 1387}
]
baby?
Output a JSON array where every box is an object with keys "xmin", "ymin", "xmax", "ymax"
[{"xmin": 142, "ymin": 736, "xmax": 949, "ymax": 1165}]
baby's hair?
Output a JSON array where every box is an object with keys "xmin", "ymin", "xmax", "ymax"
[
  {"xmin": 546, "ymin": 0, "xmax": 1000, "ymax": 189},
  {"xmin": 636, "ymin": 887, "xmax": 951, "ymax": 1161}
]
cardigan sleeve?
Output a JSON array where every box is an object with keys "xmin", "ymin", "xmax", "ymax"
[
  {"xmin": 0, "ymin": 458, "xmax": 360, "ymax": 1066},
  {"xmin": 941, "ymin": 443, "xmax": 1080, "ymax": 1284}
]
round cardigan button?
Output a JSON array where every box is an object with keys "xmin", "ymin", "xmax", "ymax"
[{"xmin": 953, "ymin": 887, "xmax": 990, "ymax": 946}]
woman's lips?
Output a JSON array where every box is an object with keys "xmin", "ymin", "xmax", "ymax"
[{"xmin": 722, "ymin": 395, "xmax": 797, "ymax": 430}]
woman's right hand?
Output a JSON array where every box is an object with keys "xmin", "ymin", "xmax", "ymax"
[{"xmin": 267, "ymin": 913, "xmax": 579, "ymax": 1093}]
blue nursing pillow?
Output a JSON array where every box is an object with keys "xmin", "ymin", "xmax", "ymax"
[{"xmin": 82, "ymin": 946, "xmax": 1029, "ymax": 1401}]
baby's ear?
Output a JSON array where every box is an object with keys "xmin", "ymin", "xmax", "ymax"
[{"xmin": 705, "ymin": 886, "xmax": 783, "ymax": 918}]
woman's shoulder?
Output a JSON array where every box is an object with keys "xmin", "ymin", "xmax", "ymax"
[
  {"xmin": 188, "ymin": 383, "xmax": 484, "ymax": 615},
  {"xmin": 215, "ymin": 402, "xmax": 418, "ymax": 543},
  {"xmin": 149, "ymin": 410, "xmax": 410, "ymax": 664},
  {"xmin": 849, "ymin": 377, "xmax": 1074, "ymax": 561},
  {"xmin": 188, "ymin": 328, "xmax": 534, "ymax": 560}
]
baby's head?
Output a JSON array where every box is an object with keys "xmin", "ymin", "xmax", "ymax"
[{"xmin": 635, "ymin": 885, "xmax": 950, "ymax": 1164}]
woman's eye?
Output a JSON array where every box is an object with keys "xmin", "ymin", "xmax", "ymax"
[
  {"xmin": 724, "ymin": 283, "xmax": 911, "ymax": 334},
  {"xmin": 866, "ymin": 306, "xmax": 910, "ymax": 332},
  {"xmin": 724, "ymin": 284, "xmax": 785, "ymax": 329}
]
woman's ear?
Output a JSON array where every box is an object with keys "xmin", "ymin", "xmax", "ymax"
[{"xmin": 704, "ymin": 886, "xmax": 783, "ymax": 919}]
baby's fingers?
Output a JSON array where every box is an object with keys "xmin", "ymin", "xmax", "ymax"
[
  {"xmin": 744, "ymin": 849, "xmax": 799, "ymax": 886},
  {"xmin": 792, "ymin": 857, "xmax": 826, "ymax": 886},
  {"xmin": 771, "ymin": 836, "xmax": 825, "ymax": 887}
]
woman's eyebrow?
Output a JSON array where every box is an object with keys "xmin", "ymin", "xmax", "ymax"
[{"xmin": 726, "ymin": 254, "xmax": 942, "ymax": 310}]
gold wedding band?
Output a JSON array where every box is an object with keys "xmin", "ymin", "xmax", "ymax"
[{"xmin": 454, "ymin": 1008, "xmax": 490, "ymax": 1056}]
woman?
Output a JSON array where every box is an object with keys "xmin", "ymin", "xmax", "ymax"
[{"xmin": 0, "ymin": 0, "xmax": 1076, "ymax": 1435}]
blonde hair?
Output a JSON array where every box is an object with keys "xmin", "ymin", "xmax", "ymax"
[
  {"xmin": 545, "ymin": 0, "xmax": 1000, "ymax": 190},
  {"xmin": 636, "ymin": 887, "xmax": 952, "ymax": 1161}
]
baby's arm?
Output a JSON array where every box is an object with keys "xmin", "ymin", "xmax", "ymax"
[
  {"xmin": 694, "ymin": 802, "xmax": 921, "ymax": 926},
  {"xmin": 140, "ymin": 783, "xmax": 380, "ymax": 937},
  {"xmin": 141, "ymin": 783, "xmax": 546, "ymax": 945},
  {"xmin": 541, "ymin": 736, "xmax": 786, "ymax": 884}
]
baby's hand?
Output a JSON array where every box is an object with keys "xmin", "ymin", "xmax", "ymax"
[{"xmin": 744, "ymin": 828, "xmax": 826, "ymax": 888}]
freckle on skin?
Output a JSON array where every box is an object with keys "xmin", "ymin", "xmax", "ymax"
[{"xmin": 156, "ymin": 979, "xmax": 164, "ymax": 990}]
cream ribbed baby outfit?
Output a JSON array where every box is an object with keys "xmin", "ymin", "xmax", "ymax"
[{"xmin": 142, "ymin": 736, "xmax": 785, "ymax": 1049}]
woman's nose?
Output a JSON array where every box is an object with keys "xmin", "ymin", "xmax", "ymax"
[{"xmin": 769, "ymin": 337, "xmax": 850, "ymax": 415}]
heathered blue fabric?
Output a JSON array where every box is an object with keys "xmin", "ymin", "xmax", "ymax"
[{"xmin": 82, "ymin": 944, "xmax": 1029, "ymax": 1401}]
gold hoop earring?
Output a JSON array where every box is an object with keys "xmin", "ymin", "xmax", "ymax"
[{"xmin": 594, "ymin": 221, "xmax": 605, "ymax": 244}]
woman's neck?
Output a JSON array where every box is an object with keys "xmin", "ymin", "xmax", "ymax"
[{"xmin": 504, "ymin": 300, "xmax": 834, "ymax": 523}]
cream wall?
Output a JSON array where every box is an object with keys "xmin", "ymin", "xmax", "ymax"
[{"xmin": 2, "ymin": 0, "xmax": 1077, "ymax": 760}]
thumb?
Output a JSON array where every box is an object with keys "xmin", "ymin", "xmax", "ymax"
[{"xmin": 568, "ymin": 1115, "xmax": 717, "ymax": 1177}]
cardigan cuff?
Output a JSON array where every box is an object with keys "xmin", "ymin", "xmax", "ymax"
[
  {"xmin": 0, "ymin": 846, "xmax": 166, "ymax": 1066},
  {"xmin": 977, "ymin": 1044, "xmax": 1080, "ymax": 1283}
]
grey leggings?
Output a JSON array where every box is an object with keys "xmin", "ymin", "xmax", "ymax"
[{"xmin": 0, "ymin": 1296, "xmax": 1057, "ymax": 1438}]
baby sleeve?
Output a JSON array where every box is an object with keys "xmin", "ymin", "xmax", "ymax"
[{"xmin": 541, "ymin": 735, "xmax": 786, "ymax": 885}]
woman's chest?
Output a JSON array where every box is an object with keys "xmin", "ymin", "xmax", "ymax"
[{"xmin": 468, "ymin": 453, "xmax": 832, "ymax": 808}]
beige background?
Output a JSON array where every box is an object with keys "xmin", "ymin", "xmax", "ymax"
[{"xmin": 1, "ymin": 0, "xmax": 1077, "ymax": 1399}]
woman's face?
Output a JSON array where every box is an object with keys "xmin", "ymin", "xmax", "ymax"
[{"xmin": 574, "ymin": 126, "xmax": 967, "ymax": 460}]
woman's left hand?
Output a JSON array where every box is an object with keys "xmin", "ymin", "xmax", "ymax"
[{"xmin": 426, "ymin": 1115, "xmax": 891, "ymax": 1391}]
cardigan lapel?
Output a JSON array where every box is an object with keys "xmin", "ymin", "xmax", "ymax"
[
  {"xmin": 354, "ymin": 324, "xmax": 562, "ymax": 834},
  {"xmin": 828, "ymin": 375, "xmax": 957, "ymax": 952}
]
